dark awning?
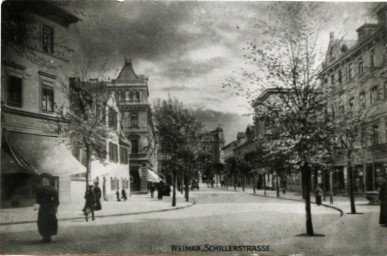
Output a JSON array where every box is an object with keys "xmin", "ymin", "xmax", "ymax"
[
  {"xmin": 1, "ymin": 135, "xmax": 38, "ymax": 175},
  {"xmin": 4, "ymin": 132, "xmax": 85, "ymax": 177}
]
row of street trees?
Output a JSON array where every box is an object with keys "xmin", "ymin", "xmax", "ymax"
[
  {"xmin": 223, "ymin": 2, "xmax": 381, "ymax": 236},
  {"xmin": 153, "ymin": 97, "xmax": 206, "ymax": 206}
]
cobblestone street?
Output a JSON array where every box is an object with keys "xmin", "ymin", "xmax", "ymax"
[{"xmin": 1, "ymin": 186, "xmax": 385, "ymax": 255}]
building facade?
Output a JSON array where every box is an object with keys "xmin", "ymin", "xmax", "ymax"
[
  {"xmin": 321, "ymin": 4, "xmax": 387, "ymax": 195},
  {"xmin": 106, "ymin": 59, "xmax": 159, "ymax": 193},
  {"xmin": 1, "ymin": 1, "xmax": 84, "ymax": 207},
  {"xmin": 198, "ymin": 127, "xmax": 225, "ymax": 184},
  {"xmin": 69, "ymin": 83, "xmax": 131, "ymax": 203}
]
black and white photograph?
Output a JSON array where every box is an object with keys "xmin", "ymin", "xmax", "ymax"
[{"xmin": 0, "ymin": 0, "xmax": 387, "ymax": 255}]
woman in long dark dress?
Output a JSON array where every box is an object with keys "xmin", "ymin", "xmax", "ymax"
[
  {"xmin": 379, "ymin": 178, "xmax": 387, "ymax": 227},
  {"xmin": 35, "ymin": 176, "xmax": 59, "ymax": 243}
]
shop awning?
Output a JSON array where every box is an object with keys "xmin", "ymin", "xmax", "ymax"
[
  {"xmin": 1, "ymin": 135, "xmax": 38, "ymax": 174},
  {"xmin": 147, "ymin": 169, "xmax": 162, "ymax": 182},
  {"xmin": 4, "ymin": 132, "xmax": 86, "ymax": 177}
]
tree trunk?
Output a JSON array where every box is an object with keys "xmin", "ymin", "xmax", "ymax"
[
  {"xmin": 86, "ymin": 144, "xmax": 92, "ymax": 191},
  {"xmin": 253, "ymin": 175, "xmax": 256, "ymax": 194},
  {"xmin": 347, "ymin": 150, "xmax": 356, "ymax": 214},
  {"xmin": 263, "ymin": 174, "xmax": 267, "ymax": 196},
  {"xmin": 172, "ymin": 167, "xmax": 177, "ymax": 207},
  {"xmin": 233, "ymin": 176, "xmax": 236, "ymax": 191},
  {"xmin": 242, "ymin": 175, "xmax": 245, "ymax": 192},
  {"xmin": 276, "ymin": 175, "xmax": 280, "ymax": 197},
  {"xmin": 302, "ymin": 162, "xmax": 314, "ymax": 236},
  {"xmin": 184, "ymin": 173, "xmax": 189, "ymax": 202}
]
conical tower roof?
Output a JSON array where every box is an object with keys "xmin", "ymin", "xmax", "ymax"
[{"xmin": 116, "ymin": 58, "xmax": 138, "ymax": 81}]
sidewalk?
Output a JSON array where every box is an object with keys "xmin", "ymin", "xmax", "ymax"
[
  {"xmin": 0, "ymin": 192, "xmax": 194, "ymax": 225},
  {"xmin": 212, "ymin": 185, "xmax": 378, "ymax": 214}
]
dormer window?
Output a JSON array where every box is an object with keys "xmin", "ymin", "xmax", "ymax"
[
  {"xmin": 42, "ymin": 25, "xmax": 54, "ymax": 54},
  {"xmin": 370, "ymin": 50, "xmax": 375, "ymax": 68}
]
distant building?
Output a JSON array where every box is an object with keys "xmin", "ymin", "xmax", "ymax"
[
  {"xmin": 105, "ymin": 59, "xmax": 159, "ymax": 193},
  {"xmin": 199, "ymin": 127, "xmax": 225, "ymax": 184},
  {"xmin": 1, "ymin": 1, "xmax": 83, "ymax": 207},
  {"xmin": 320, "ymin": 4, "xmax": 387, "ymax": 195}
]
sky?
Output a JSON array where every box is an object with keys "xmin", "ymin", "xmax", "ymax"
[{"xmin": 62, "ymin": 1, "xmax": 379, "ymax": 143}]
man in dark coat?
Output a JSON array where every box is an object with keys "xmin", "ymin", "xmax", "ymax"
[
  {"xmin": 379, "ymin": 177, "xmax": 387, "ymax": 227},
  {"xmin": 157, "ymin": 181, "xmax": 164, "ymax": 200},
  {"xmin": 35, "ymin": 175, "xmax": 59, "ymax": 243},
  {"xmin": 93, "ymin": 182, "xmax": 102, "ymax": 211},
  {"xmin": 84, "ymin": 185, "xmax": 96, "ymax": 222}
]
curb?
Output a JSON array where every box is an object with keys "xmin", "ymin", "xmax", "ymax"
[
  {"xmin": 217, "ymin": 187, "xmax": 344, "ymax": 216},
  {"xmin": 0, "ymin": 200, "xmax": 196, "ymax": 226}
]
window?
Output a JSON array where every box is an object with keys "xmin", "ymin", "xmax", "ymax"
[
  {"xmin": 41, "ymin": 85, "xmax": 54, "ymax": 112},
  {"xmin": 42, "ymin": 25, "xmax": 53, "ymax": 54},
  {"xmin": 120, "ymin": 146, "xmax": 128, "ymax": 164},
  {"xmin": 372, "ymin": 124, "xmax": 379, "ymax": 145},
  {"xmin": 131, "ymin": 113, "xmax": 138, "ymax": 127},
  {"xmin": 136, "ymin": 91, "xmax": 140, "ymax": 100},
  {"xmin": 131, "ymin": 139, "xmax": 138, "ymax": 154},
  {"xmin": 360, "ymin": 92, "xmax": 366, "ymax": 108},
  {"xmin": 7, "ymin": 75, "xmax": 22, "ymax": 107},
  {"xmin": 109, "ymin": 142, "xmax": 118, "ymax": 162},
  {"xmin": 370, "ymin": 86, "xmax": 377, "ymax": 105},
  {"xmin": 359, "ymin": 60, "xmax": 364, "ymax": 76},
  {"xmin": 129, "ymin": 91, "xmax": 135, "ymax": 100},
  {"xmin": 370, "ymin": 50, "xmax": 375, "ymax": 68},
  {"xmin": 348, "ymin": 63, "xmax": 353, "ymax": 80},
  {"xmin": 108, "ymin": 109, "xmax": 117, "ymax": 130},
  {"xmin": 338, "ymin": 70, "xmax": 342, "ymax": 84},
  {"xmin": 331, "ymin": 74, "xmax": 335, "ymax": 85}
]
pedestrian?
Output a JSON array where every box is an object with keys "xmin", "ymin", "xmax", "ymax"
[
  {"xmin": 157, "ymin": 181, "xmax": 164, "ymax": 200},
  {"xmin": 121, "ymin": 188, "xmax": 127, "ymax": 201},
  {"xmin": 164, "ymin": 183, "xmax": 171, "ymax": 196},
  {"xmin": 84, "ymin": 185, "xmax": 96, "ymax": 222},
  {"xmin": 314, "ymin": 185, "xmax": 323, "ymax": 206},
  {"xmin": 211, "ymin": 179, "xmax": 215, "ymax": 188},
  {"xmin": 93, "ymin": 182, "xmax": 102, "ymax": 211},
  {"xmin": 116, "ymin": 190, "xmax": 121, "ymax": 201},
  {"xmin": 379, "ymin": 177, "xmax": 387, "ymax": 227},
  {"xmin": 150, "ymin": 183, "xmax": 155, "ymax": 198},
  {"xmin": 34, "ymin": 174, "xmax": 59, "ymax": 243}
]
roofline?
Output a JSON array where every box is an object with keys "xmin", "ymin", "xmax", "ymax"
[{"xmin": 321, "ymin": 26, "xmax": 385, "ymax": 75}]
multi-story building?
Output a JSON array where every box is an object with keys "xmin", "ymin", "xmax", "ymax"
[
  {"xmin": 1, "ymin": 1, "xmax": 84, "ymax": 207},
  {"xmin": 320, "ymin": 4, "xmax": 387, "ymax": 195},
  {"xmin": 69, "ymin": 79, "xmax": 131, "ymax": 202},
  {"xmin": 105, "ymin": 59, "xmax": 159, "ymax": 193},
  {"xmin": 198, "ymin": 127, "xmax": 225, "ymax": 184}
]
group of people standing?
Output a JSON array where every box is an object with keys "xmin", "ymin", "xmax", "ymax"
[
  {"xmin": 82, "ymin": 182, "xmax": 102, "ymax": 222},
  {"xmin": 148, "ymin": 181, "xmax": 171, "ymax": 200}
]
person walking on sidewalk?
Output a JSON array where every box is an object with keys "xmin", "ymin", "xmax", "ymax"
[
  {"xmin": 121, "ymin": 188, "xmax": 127, "ymax": 201},
  {"xmin": 314, "ymin": 185, "xmax": 323, "ymax": 206},
  {"xmin": 379, "ymin": 177, "xmax": 387, "ymax": 227},
  {"xmin": 150, "ymin": 183, "xmax": 155, "ymax": 198},
  {"xmin": 157, "ymin": 181, "xmax": 164, "ymax": 200},
  {"xmin": 34, "ymin": 174, "xmax": 59, "ymax": 243},
  {"xmin": 84, "ymin": 185, "xmax": 96, "ymax": 222},
  {"xmin": 93, "ymin": 182, "xmax": 102, "ymax": 211}
]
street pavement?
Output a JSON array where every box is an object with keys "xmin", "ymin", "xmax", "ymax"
[
  {"xmin": 0, "ymin": 192, "xmax": 193, "ymax": 225},
  {"xmin": 0, "ymin": 185, "xmax": 385, "ymax": 255}
]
